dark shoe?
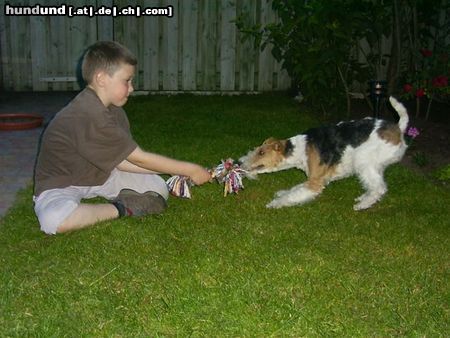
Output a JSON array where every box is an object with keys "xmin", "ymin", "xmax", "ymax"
[{"xmin": 113, "ymin": 189, "xmax": 167, "ymax": 217}]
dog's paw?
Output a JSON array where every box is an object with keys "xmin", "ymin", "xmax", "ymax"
[
  {"xmin": 354, "ymin": 193, "xmax": 368, "ymax": 203},
  {"xmin": 275, "ymin": 189, "xmax": 289, "ymax": 198},
  {"xmin": 354, "ymin": 191, "xmax": 385, "ymax": 210},
  {"xmin": 266, "ymin": 195, "xmax": 296, "ymax": 208},
  {"xmin": 353, "ymin": 200, "xmax": 374, "ymax": 211},
  {"xmin": 353, "ymin": 203, "xmax": 366, "ymax": 211},
  {"xmin": 244, "ymin": 172, "xmax": 258, "ymax": 180},
  {"xmin": 266, "ymin": 199, "xmax": 284, "ymax": 209}
]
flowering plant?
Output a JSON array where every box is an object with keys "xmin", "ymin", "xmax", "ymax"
[
  {"xmin": 405, "ymin": 126, "xmax": 420, "ymax": 146},
  {"xmin": 404, "ymin": 126, "xmax": 425, "ymax": 166},
  {"xmin": 402, "ymin": 48, "xmax": 449, "ymax": 119}
]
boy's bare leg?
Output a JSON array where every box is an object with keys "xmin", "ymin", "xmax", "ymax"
[{"xmin": 57, "ymin": 204, "xmax": 119, "ymax": 233}]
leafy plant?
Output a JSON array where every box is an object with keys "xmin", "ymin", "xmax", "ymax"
[
  {"xmin": 413, "ymin": 151, "xmax": 429, "ymax": 167},
  {"xmin": 236, "ymin": 0, "xmax": 449, "ymax": 119},
  {"xmin": 236, "ymin": 0, "xmax": 393, "ymax": 116},
  {"xmin": 388, "ymin": 0, "xmax": 449, "ymax": 119},
  {"xmin": 404, "ymin": 127, "xmax": 426, "ymax": 167},
  {"xmin": 401, "ymin": 48, "xmax": 450, "ymax": 119}
]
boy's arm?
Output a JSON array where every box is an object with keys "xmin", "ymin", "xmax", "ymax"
[
  {"xmin": 116, "ymin": 159, "xmax": 160, "ymax": 174},
  {"xmin": 126, "ymin": 146, "xmax": 211, "ymax": 185}
]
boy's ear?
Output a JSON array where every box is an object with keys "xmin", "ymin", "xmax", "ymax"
[{"xmin": 93, "ymin": 70, "xmax": 108, "ymax": 88}]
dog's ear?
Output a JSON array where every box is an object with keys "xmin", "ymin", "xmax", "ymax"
[
  {"xmin": 273, "ymin": 140, "xmax": 286, "ymax": 152},
  {"xmin": 263, "ymin": 137, "xmax": 278, "ymax": 145},
  {"xmin": 263, "ymin": 138, "xmax": 286, "ymax": 153}
]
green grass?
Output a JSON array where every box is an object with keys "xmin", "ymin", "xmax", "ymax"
[{"xmin": 1, "ymin": 94, "xmax": 449, "ymax": 336}]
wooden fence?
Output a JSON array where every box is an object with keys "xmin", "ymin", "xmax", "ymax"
[{"xmin": 0, "ymin": 0, "xmax": 291, "ymax": 92}]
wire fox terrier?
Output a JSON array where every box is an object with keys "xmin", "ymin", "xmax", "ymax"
[{"xmin": 239, "ymin": 97, "xmax": 409, "ymax": 210}]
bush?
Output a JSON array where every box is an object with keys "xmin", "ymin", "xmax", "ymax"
[
  {"xmin": 236, "ymin": 0, "xmax": 391, "ymax": 115},
  {"xmin": 236, "ymin": 0, "xmax": 449, "ymax": 119}
]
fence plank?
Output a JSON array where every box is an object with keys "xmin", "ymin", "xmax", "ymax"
[
  {"xmin": 97, "ymin": 0, "xmax": 114, "ymax": 41},
  {"xmin": 122, "ymin": 0, "xmax": 141, "ymax": 87},
  {"xmin": 59, "ymin": 16, "xmax": 69, "ymax": 91},
  {"xmin": 258, "ymin": 0, "xmax": 274, "ymax": 91},
  {"xmin": 220, "ymin": 0, "xmax": 236, "ymax": 91},
  {"xmin": 142, "ymin": 0, "xmax": 161, "ymax": 91},
  {"xmin": 181, "ymin": 0, "xmax": 198, "ymax": 90},
  {"xmin": 0, "ymin": 0, "xmax": 12, "ymax": 90},
  {"xmin": 30, "ymin": 14, "xmax": 47, "ymax": 91},
  {"xmin": 9, "ymin": 13, "xmax": 30, "ymax": 90},
  {"xmin": 162, "ymin": 0, "xmax": 179, "ymax": 90},
  {"xmin": 237, "ymin": 0, "xmax": 257, "ymax": 91},
  {"xmin": 198, "ymin": 0, "xmax": 218, "ymax": 90},
  {"xmin": 67, "ymin": 9, "xmax": 94, "ymax": 89}
]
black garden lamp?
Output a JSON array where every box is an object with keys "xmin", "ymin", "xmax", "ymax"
[{"xmin": 369, "ymin": 80, "xmax": 387, "ymax": 118}]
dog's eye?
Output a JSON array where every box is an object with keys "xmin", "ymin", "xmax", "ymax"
[{"xmin": 258, "ymin": 150, "xmax": 265, "ymax": 156}]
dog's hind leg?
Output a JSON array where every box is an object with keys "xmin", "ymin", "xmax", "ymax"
[
  {"xmin": 354, "ymin": 167, "xmax": 387, "ymax": 210},
  {"xmin": 275, "ymin": 188, "xmax": 292, "ymax": 198}
]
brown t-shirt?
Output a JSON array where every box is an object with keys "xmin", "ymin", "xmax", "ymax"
[{"xmin": 34, "ymin": 87, "xmax": 137, "ymax": 196}]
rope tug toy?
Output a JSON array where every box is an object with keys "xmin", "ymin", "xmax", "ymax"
[
  {"xmin": 166, "ymin": 158, "xmax": 247, "ymax": 198},
  {"xmin": 166, "ymin": 175, "xmax": 192, "ymax": 199},
  {"xmin": 211, "ymin": 158, "xmax": 247, "ymax": 196}
]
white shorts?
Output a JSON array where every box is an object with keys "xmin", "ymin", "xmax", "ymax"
[{"xmin": 33, "ymin": 169, "xmax": 169, "ymax": 235}]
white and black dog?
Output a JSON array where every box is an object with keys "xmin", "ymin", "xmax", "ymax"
[{"xmin": 239, "ymin": 97, "xmax": 409, "ymax": 210}]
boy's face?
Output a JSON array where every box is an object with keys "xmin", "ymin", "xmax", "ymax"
[{"xmin": 102, "ymin": 63, "xmax": 135, "ymax": 107}]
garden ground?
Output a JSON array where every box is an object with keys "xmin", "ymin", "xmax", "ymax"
[{"xmin": 0, "ymin": 93, "xmax": 448, "ymax": 336}]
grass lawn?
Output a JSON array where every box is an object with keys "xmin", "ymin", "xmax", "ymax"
[{"xmin": 1, "ymin": 94, "xmax": 449, "ymax": 336}]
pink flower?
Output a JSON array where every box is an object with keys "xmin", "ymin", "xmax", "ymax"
[
  {"xmin": 415, "ymin": 88, "xmax": 425, "ymax": 97},
  {"xmin": 420, "ymin": 49, "xmax": 433, "ymax": 57},
  {"xmin": 432, "ymin": 75, "xmax": 448, "ymax": 88},
  {"xmin": 407, "ymin": 127, "xmax": 420, "ymax": 139},
  {"xmin": 403, "ymin": 83, "xmax": 413, "ymax": 93}
]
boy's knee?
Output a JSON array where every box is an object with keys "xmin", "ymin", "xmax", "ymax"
[
  {"xmin": 37, "ymin": 208, "xmax": 64, "ymax": 235},
  {"xmin": 34, "ymin": 196, "xmax": 78, "ymax": 235},
  {"xmin": 137, "ymin": 174, "xmax": 169, "ymax": 200}
]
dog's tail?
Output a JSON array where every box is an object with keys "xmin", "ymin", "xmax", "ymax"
[{"xmin": 389, "ymin": 96, "xmax": 409, "ymax": 133}]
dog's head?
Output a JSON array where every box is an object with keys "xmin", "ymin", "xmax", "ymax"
[{"xmin": 239, "ymin": 137, "xmax": 292, "ymax": 175}]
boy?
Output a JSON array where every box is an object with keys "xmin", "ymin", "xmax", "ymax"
[{"xmin": 33, "ymin": 41, "xmax": 211, "ymax": 235}]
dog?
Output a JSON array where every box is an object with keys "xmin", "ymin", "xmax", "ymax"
[{"xmin": 239, "ymin": 96, "xmax": 409, "ymax": 210}]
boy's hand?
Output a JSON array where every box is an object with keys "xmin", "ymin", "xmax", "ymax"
[
  {"xmin": 189, "ymin": 165, "xmax": 212, "ymax": 185},
  {"xmin": 127, "ymin": 147, "xmax": 211, "ymax": 185}
]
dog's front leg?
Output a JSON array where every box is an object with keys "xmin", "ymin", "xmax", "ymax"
[{"xmin": 267, "ymin": 181, "xmax": 322, "ymax": 208}]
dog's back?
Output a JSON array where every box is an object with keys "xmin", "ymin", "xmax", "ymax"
[{"xmin": 305, "ymin": 118, "xmax": 377, "ymax": 166}]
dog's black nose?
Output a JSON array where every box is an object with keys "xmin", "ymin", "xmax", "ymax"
[{"xmin": 235, "ymin": 159, "xmax": 243, "ymax": 166}]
